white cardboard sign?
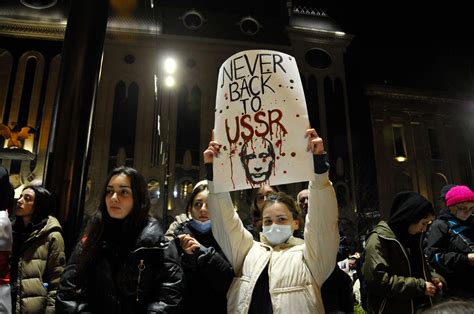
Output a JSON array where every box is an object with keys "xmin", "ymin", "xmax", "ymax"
[{"xmin": 213, "ymin": 49, "xmax": 314, "ymax": 192}]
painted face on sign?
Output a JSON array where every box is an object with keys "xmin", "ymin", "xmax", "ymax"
[{"xmin": 240, "ymin": 138, "xmax": 275, "ymax": 185}]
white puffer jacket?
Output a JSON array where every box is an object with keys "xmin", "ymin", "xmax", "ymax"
[{"xmin": 208, "ymin": 171, "xmax": 339, "ymax": 314}]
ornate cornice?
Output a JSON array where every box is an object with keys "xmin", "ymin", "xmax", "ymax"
[{"xmin": 365, "ymin": 85, "xmax": 470, "ymax": 106}]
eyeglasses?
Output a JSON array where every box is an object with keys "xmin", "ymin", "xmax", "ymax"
[{"xmin": 455, "ymin": 205, "xmax": 474, "ymax": 212}]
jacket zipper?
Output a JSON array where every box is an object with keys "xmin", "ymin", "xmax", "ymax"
[
  {"xmin": 136, "ymin": 259, "xmax": 146, "ymax": 302},
  {"xmin": 378, "ymin": 235, "xmax": 414, "ymax": 314},
  {"xmin": 419, "ymin": 232, "xmax": 433, "ymax": 307}
]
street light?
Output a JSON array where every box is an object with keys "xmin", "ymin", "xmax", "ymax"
[{"xmin": 159, "ymin": 56, "xmax": 177, "ymax": 228}]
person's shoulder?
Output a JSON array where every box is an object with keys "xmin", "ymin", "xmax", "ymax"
[{"xmin": 137, "ymin": 217, "xmax": 167, "ymax": 247}]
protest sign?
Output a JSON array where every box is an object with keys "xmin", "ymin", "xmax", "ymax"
[{"xmin": 213, "ymin": 49, "xmax": 314, "ymax": 192}]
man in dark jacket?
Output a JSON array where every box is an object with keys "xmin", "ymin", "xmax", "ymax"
[{"xmin": 425, "ymin": 185, "xmax": 474, "ymax": 298}]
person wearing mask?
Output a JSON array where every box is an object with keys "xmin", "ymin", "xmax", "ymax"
[
  {"xmin": 0, "ymin": 166, "xmax": 13, "ymax": 313},
  {"xmin": 362, "ymin": 191, "xmax": 444, "ymax": 313},
  {"xmin": 11, "ymin": 185, "xmax": 65, "ymax": 313},
  {"xmin": 246, "ymin": 185, "xmax": 280, "ymax": 240},
  {"xmin": 425, "ymin": 185, "xmax": 474, "ymax": 298},
  {"xmin": 204, "ymin": 128, "xmax": 339, "ymax": 313},
  {"xmin": 56, "ymin": 166, "xmax": 184, "ymax": 313},
  {"xmin": 166, "ymin": 180, "xmax": 234, "ymax": 313}
]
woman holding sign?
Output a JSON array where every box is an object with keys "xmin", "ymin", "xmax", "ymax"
[{"xmin": 203, "ymin": 128, "xmax": 339, "ymax": 313}]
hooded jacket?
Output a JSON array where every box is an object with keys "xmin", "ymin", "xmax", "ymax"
[
  {"xmin": 207, "ymin": 171, "xmax": 339, "ymax": 314},
  {"xmin": 12, "ymin": 215, "xmax": 65, "ymax": 314},
  {"xmin": 425, "ymin": 210, "xmax": 474, "ymax": 297},
  {"xmin": 56, "ymin": 217, "xmax": 184, "ymax": 313},
  {"xmin": 362, "ymin": 192, "xmax": 441, "ymax": 314}
]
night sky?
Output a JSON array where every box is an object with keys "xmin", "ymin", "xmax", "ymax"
[{"xmin": 314, "ymin": 2, "xmax": 474, "ymax": 98}]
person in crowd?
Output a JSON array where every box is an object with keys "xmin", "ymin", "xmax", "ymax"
[
  {"xmin": 421, "ymin": 299, "xmax": 474, "ymax": 314},
  {"xmin": 11, "ymin": 185, "xmax": 65, "ymax": 313},
  {"xmin": 246, "ymin": 185, "xmax": 280, "ymax": 240},
  {"xmin": 166, "ymin": 179, "xmax": 234, "ymax": 313},
  {"xmin": 425, "ymin": 185, "xmax": 474, "ymax": 298},
  {"xmin": 56, "ymin": 166, "xmax": 184, "ymax": 313},
  {"xmin": 204, "ymin": 128, "xmax": 339, "ymax": 313},
  {"xmin": 437, "ymin": 184, "xmax": 457, "ymax": 211},
  {"xmin": 362, "ymin": 191, "xmax": 444, "ymax": 313},
  {"xmin": 297, "ymin": 188, "xmax": 309, "ymax": 217},
  {"xmin": 0, "ymin": 166, "xmax": 13, "ymax": 313}
]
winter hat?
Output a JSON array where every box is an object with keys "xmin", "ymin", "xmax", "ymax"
[
  {"xmin": 439, "ymin": 184, "xmax": 457, "ymax": 201},
  {"xmin": 445, "ymin": 185, "xmax": 474, "ymax": 207}
]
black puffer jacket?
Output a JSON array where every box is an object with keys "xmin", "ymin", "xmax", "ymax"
[
  {"xmin": 56, "ymin": 217, "xmax": 184, "ymax": 313},
  {"xmin": 172, "ymin": 220, "xmax": 234, "ymax": 314},
  {"xmin": 425, "ymin": 210, "xmax": 474, "ymax": 297}
]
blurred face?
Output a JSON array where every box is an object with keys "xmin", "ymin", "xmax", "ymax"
[
  {"xmin": 255, "ymin": 185, "xmax": 277, "ymax": 211},
  {"xmin": 241, "ymin": 139, "xmax": 275, "ymax": 184},
  {"xmin": 189, "ymin": 190, "xmax": 209, "ymax": 222},
  {"xmin": 16, "ymin": 188, "xmax": 35, "ymax": 221},
  {"xmin": 297, "ymin": 189, "xmax": 309, "ymax": 215},
  {"xmin": 450, "ymin": 201, "xmax": 474, "ymax": 221},
  {"xmin": 106, "ymin": 173, "xmax": 134, "ymax": 220},
  {"xmin": 408, "ymin": 215, "xmax": 434, "ymax": 235},
  {"xmin": 262, "ymin": 203, "xmax": 298, "ymax": 231}
]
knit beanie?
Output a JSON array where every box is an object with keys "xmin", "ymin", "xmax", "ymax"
[{"xmin": 445, "ymin": 185, "xmax": 474, "ymax": 207}]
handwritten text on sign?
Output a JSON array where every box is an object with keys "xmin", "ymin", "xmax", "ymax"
[{"xmin": 213, "ymin": 50, "xmax": 313, "ymax": 192}]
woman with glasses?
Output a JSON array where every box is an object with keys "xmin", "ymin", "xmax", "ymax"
[
  {"xmin": 166, "ymin": 180, "xmax": 234, "ymax": 314},
  {"xmin": 425, "ymin": 185, "xmax": 474, "ymax": 298},
  {"xmin": 362, "ymin": 191, "xmax": 444, "ymax": 313},
  {"xmin": 203, "ymin": 128, "xmax": 339, "ymax": 313}
]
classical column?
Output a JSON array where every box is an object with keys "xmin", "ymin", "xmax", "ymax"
[{"xmin": 45, "ymin": 0, "xmax": 109, "ymax": 253}]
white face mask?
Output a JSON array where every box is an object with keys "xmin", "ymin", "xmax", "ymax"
[{"xmin": 262, "ymin": 224, "xmax": 292, "ymax": 246}]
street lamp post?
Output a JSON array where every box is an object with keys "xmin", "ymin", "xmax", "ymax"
[{"xmin": 157, "ymin": 57, "xmax": 177, "ymax": 229}]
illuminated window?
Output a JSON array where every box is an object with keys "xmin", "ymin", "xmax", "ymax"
[{"xmin": 392, "ymin": 125, "xmax": 407, "ymax": 162}]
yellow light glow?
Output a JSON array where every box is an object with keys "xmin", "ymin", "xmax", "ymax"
[
  {"xmin": 164, "ymin": 58, "xmax": 177, "ymax": 74},
  {"xmin": 395, "ymin": 156, "xmax": 407, "ymax": 162},
  {"xmin": 164, "ymin": 76, "xmax": 175, "ymax": 87}
]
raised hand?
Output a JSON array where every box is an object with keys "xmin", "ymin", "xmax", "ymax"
[
  {"xmin": 177, "ymin": 234, "xmax": 201, "ymax": 255},
  {"xmin": 305, "ymin": 128, "xmax": 324, "ymax": 155}
]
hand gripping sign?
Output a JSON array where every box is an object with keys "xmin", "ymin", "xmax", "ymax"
[{"xmin": 213, "ymin": 50, "xmax": 314, "ymax": 192}]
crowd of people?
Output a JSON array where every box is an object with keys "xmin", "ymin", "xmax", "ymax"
[{"xmin": 0, "ymin": 126, "xmax": 474, "ymax": 313}]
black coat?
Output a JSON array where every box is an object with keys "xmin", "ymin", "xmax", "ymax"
[
  {"xmin": 425, "ymin": 211, "xmax": 474, "ymax": 297},
  {"xmin": 56, "ymin": 217, "xmax": 184, "ymax": 313},
  {"xmin": 173, "ymin": 221, "xmax": 234, "ymax": 314}
]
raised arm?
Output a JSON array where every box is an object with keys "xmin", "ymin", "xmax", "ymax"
[
  {"xmin": 303, "ymin": 129, "xmax": 340, "ymax": 284},
  {"xmin": 204, "ymin": 140, "xmax": 254, "ymax": 273}
]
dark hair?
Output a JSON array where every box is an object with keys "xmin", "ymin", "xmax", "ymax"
[
  {"xmin": 251, "ymin": 185, "xmax": 279, "ymax": 221},
  {"xmin": 21, "ymin": 185, "xmax": 56, "ymax": 225},
  {"xmin": 261, "ymin": 192, "xmax": 301, "ymax": 222},
  {"xmin": 185, "ymin": 183, "xmax": 208, "ymax": 216},
  {"xmin": 78, "ymin": 166, "xmax": 150, "ymax": 271},
  {"xmin": 0, "ymin": 166, "xmax": 14, "ymax": 211},
  {"xmin": 422, "ymin": 299, "xmax": 474, "ymax": 314}
]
